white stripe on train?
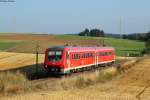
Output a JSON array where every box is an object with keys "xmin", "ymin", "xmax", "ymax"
[{"xmin": 62, "ymin": 60, "xmax": 115, "ymax": 73}]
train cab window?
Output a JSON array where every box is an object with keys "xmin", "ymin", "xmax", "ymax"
[{"xmin": 48, "ymin": 51, "xmax": 62, "ymax": 62}]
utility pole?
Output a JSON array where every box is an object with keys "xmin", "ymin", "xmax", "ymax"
[
  {"xmin": 35, "ymin": 43, "xmax": 39, "ymax": 77},
  {"xmin": 102, "ymin": 39, "xmax": 105, "ymax": 47}
]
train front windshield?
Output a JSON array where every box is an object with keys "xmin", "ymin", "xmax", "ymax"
[{"xmin": 48, "ymin": 51, "xmax": 62, "ymax": 62}]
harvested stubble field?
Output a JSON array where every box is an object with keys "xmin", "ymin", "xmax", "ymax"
[
  {"xmin": 0, "ymin": 52, "xmax": 44, "ymax": 71},
  {"xmin": 2, "ymin": 57, "xmax": 150, "ymax": 100}
]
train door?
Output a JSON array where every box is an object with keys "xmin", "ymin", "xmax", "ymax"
[{"xmin": 66, "ymin": 51, "xmax": 70, "ymax": 71}]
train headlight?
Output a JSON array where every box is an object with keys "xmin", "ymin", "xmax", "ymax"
[{"xmin": 61, "ymin": 68, "xmax": 64, "ymax": 72}]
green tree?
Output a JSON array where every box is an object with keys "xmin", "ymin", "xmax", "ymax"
[
  {"xmin": 142, "ymin": 31, "xmax": 150, "ymax": 54},
  {"xmin": 84, "ymin": 28, "xmax": 90, "ymax": 36},
  {"xmin": 122, "ymin": 34, "xmax": 127, "ymax": 39},
  {"xmin": 79, "ymin": 28, "xmax": 90, "ymax": 36},
  {"xmin": 90, "ymin": 29, "xmax": 104, "ymax": 37},
  {"xmin": 79, "ymin": 28, "xmax": 105, "ymax": 37},
  {"xmin": 145, "ymin": 31, "xmax": 150, "ymax": 41}
]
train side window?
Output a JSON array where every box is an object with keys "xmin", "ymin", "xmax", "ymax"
[
  {"xmin": 89, "ymin": 53, "xmax": 92, "ymax": 58},
  {"xmin": 106, "ymin": 52, "xmax": 112, "ymax": 56},
  {"xmin": 105, "ymin": 52, "xmax": 109, "ymax": 56},
  {"xmin": 108, "ymin": 52, "xmax": 112, "ymax": 56},
  {"xmin": 93, "ymin": 54, "xmax": 95, "ymax": 57},
  {"xmin": 86, "ymin": 53, "xmax": 89, "ymax": 58},
  {"xmin": 74, "ymin": 54, "xmax": 77, "ymax": 59},
  {"xmin": 84, "ymin": 53, "xmax": 86, "ymax": 58},
  {"xmin": 86, "ymin": 53, "xmax": 88, "ymax": 58},
  {"xmin": 72, "ymin": 54, "xmax": 76, "ymax": 59},
  {"xmin": 82, "ymin": 53, "xmax": 85, "ymax": 58},
  {"xmin": 92, "ymin": 53, "xmax": 94, "ymax": 57},
  {"xmin": 72, "ymin": 54, "xmax": 80, "ymax": 60},
  {"xmin": 100, "ymin": 52, "xmax": 112, "ymax": 56},
  {"xmin": 100, "ymin": 52, "xmax": 104, "ymax": 56},
  {"xmin": 99, "ymin": 52, "xmax": 101, "ymax": 56}
]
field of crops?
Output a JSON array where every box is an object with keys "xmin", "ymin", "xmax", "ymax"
[
  {"xmin": 0, "ymin": 52, "xmax": 44, "ymax": 71},
  {"xmin": 56, "ymin": 35, "xmax": 145, "ymax": 56},
  {"xmin": 0, "ymin": 40, "xmax": 23, "ymax": 50},
  {"xmin": 0, "ymin": 34, "xmax": 145, "ymax": 56}
]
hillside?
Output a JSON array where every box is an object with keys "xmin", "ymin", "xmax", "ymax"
[
  {"xmin": 0, "ymin": 34, "xmax": 145, "ymax": 56},
  {"xmin": 3, "ymin": 57, "xmax": 150, "ymax": 100}
]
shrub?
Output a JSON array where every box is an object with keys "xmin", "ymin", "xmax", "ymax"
[
  {"xmin": 60, "ymin": 67, "xmax": 119, "ymax": 90},
  {"xmin": 0, "ymin": 71, "xmax": 28, "ymax": 95}
]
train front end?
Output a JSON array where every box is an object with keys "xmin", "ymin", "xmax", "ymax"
[{"xmin": 44, "ymin": 46, "xmax": 66, "ymax": 74}]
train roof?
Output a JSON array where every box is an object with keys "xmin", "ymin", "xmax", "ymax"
[{"xmin": 47, "ymin": 46, "xmax": 114, "ymax": 51}]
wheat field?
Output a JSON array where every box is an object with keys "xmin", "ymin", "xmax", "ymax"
[{"xmin": 0, "ymin": 52, "xmax": 44, "ymax": 71}]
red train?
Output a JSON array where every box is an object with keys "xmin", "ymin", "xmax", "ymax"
[{"xmin": 44, "ymin": 46, "xmax": 115, "ymax": 74}]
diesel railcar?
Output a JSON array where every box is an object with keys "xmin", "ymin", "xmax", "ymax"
[{"xmin": 44, "ymin": 46, "xmax": 115, "ymax": 74}]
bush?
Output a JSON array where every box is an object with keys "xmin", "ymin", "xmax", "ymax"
[
  {"xmin": 0, "ymin": 71, "xmax": 28, "ymax": 95},
  {"xmin": 60, "ymin": 67, "xmax": 119, "ymax": 90}
]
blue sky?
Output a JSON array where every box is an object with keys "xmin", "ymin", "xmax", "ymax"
[{"xmin": 0, "ymin": 0, "xmax": 150, "ymax": 34}]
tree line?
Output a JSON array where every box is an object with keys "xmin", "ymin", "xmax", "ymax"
[
  {"xmin": 79, "ymin": 28, "xmax": 105, "ymax": 37},
  {"xmin": 142, "ymin": 31, "xmax": 150, "ymax": 54},
  {"xmin": 122, "ymin": 33, "xmax": 146, "ymax": 41}
]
